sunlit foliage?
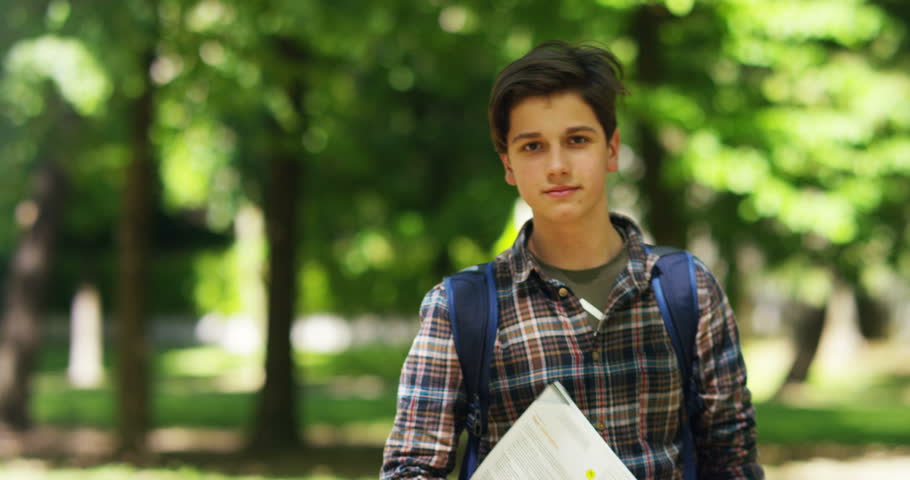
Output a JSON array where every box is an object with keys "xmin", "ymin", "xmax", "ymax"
[{"xmin": 1, "ymin": 0, "xmax": 907, "ymax": 315}]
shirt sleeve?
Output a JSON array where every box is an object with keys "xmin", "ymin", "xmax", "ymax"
[
  {"xmin": 381, "ymin": 282, "xmax": 465, "ymax": 479},
  {"xmin": 692, "ymin": 262, "xmax": 764, "ymax": 479}
]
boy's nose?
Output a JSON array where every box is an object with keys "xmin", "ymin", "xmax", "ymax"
[{"xmin": 546, "ymin": 147, "xmax": 570, "ymax": 176}]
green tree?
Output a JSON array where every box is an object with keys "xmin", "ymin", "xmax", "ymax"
[
  {"xmin": 0, "ymin": 161, "xmax": 67, "ymax": 429},
  {"xmin": 104, "ymin": 0, "xmax": 162, "ymax": 458},
  {"xmin": 0, "ymin": 1, "xmax": 101, "ymax": 431}
]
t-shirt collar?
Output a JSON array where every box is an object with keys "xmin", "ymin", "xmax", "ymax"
[{"xmin": 509, "ymin": 213, "xmax": 658, "ymax": 293}]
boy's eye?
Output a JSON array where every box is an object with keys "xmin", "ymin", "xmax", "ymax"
[
  {"xmin": 568, "ymin": 135, "xmax": 589, "ymax": 145},
  {"xmin": 521, "ymin": 142, "xmax": 541, "ymax": 152}
]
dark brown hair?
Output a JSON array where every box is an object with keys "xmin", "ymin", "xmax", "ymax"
[{"xmin": 488, "ymin": 40, "xmax": 628, "ymax": 154}]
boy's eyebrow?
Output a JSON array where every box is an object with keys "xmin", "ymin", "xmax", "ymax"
[
  {"xmin": 565, "ymin": 125, "xmax": 598, "ymax": 135},
  {"xmin": 509, "ymin": 131, "xmax": 541, "ymax": 145},
  {"xmin": 509, "ymin": 125, "xmax": 599, "ymax": 145}
]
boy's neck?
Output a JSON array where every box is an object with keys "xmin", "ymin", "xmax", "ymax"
[{"xmin": 528, "ymin": 213, "xmax": 624, "ymax": 270}]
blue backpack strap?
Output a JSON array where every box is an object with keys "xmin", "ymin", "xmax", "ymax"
[
  {"xmin": 645, "ymin": 245, "xmax": 703, "ymax": 480},
  {"xmin": 443, "ymin": 261, "xmax": 498, "ymax": 480}
]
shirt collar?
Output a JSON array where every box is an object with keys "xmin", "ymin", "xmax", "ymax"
[{"xmin": 507, "ymin": 213, "xmax": 659, "ymax": 292}]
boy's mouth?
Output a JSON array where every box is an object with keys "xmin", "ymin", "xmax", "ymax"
[{"xmin": 544, "ymin": 185, "xmax": 580, "ymax": 197}]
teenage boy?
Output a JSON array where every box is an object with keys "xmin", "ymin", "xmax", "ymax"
[{"xmin": 381, "ymin": 40, "xmax": 762, "ymax": 479}]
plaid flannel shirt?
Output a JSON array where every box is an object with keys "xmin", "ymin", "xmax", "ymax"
[{"xmin": 382, "ymin": 214, "xmax": 763, "ymax": 479}]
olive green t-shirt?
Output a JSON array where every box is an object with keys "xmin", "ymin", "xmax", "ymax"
[{"xmin": 531, "ymin": 243, "xmax": 629, "ymax": 330}]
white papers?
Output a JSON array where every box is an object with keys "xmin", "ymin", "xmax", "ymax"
[{"xmin": 472, "ymin": 382, "xmax": 635, "ymax": 480}]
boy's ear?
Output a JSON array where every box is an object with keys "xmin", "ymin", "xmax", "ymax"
[
  {"xmin": 607, "ymin": 129, "xmax": 620, "ymax": 173},
  {"xmin": 500, "ymin": 153, "xmax": 517, "ymax": 186}
]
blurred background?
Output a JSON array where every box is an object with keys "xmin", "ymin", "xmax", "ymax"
[{"xmin": 1, "ymin": 0, "xmax": 909, "ymax": 478}]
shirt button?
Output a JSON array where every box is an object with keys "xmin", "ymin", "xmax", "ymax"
[
  {"xmin": 592, "ymin": 351, "xmax": 601, "ymax": 362},
  {"xmin": 558, "ymin": 287, "xmax": 569, "ymax": 297},
  {"xmin": 596, "ymin": 421, "xmax": 606, "ymax": 431}
]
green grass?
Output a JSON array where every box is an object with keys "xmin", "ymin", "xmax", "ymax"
[
  {"xmin": 32, "ymin": 343, "xmax": 404, "ymax": 430},
  {"xmin": 36, "ymin": 386, "xmax": 907, "ymax": 446},
  {"xmin": 17, "ymin": 343, "xmax": 403, "ymax": 479},
  {"xmin": 0, "ymin": 461, "xmax": 374, "ymax": 480},
  {"xmin": 755, "ymin": 402, "xmax": 910, "ymax": 445},
  {"xmin": 16, "ymin": 340, "xmax": 910, "ymax": 480},
  {"xmin": 31, "ymin": 342, "xmax": 910, "ymax": 445},
  {"xmin": 35, "ymin": 343, "xmax": 411, "ymax": 384},
  {"xmin": 34, "ymin": 382, "xmax": 397, "ymax": 429}
]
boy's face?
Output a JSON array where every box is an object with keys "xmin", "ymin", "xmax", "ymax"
[{"xmin": 499, "ymin": 91, "xmax": 620, "ymax": 227}]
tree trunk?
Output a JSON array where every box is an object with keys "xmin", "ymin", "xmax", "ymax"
[
  {"xmin": 115, "ymin": 49, "xmax": 156, "ymax": 458},
  {"xmin": 780, "ymin": 305, "xmax": 826, "ymax": 385},
  {"xmin": 246, "ymin": 36, "xmax": 308, "ymax": 452},
  {"xmin": 633, "ymin": 5, "xmax": 688, "ymax": 248},
  {"xmin": 0, "ymin": 162, "xmax": 66, "ymax": 430},
  {"xmin": 249, "ymin": 152, "xmax": 302, "ymax": 450},
  {"xmin": 813, "ymin": 282, "xmax": 865, "ymax": 377},
  {"xmin": 775, "ymin": 281, "xmax": 867, "ymax": 402},
  {"xmin": 773, "ymin": 303, "xmax": 826, "ymax": 401},
  {"xmin": 856, "ymin": 290, "xmax": 890, "ymax": 340}
]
